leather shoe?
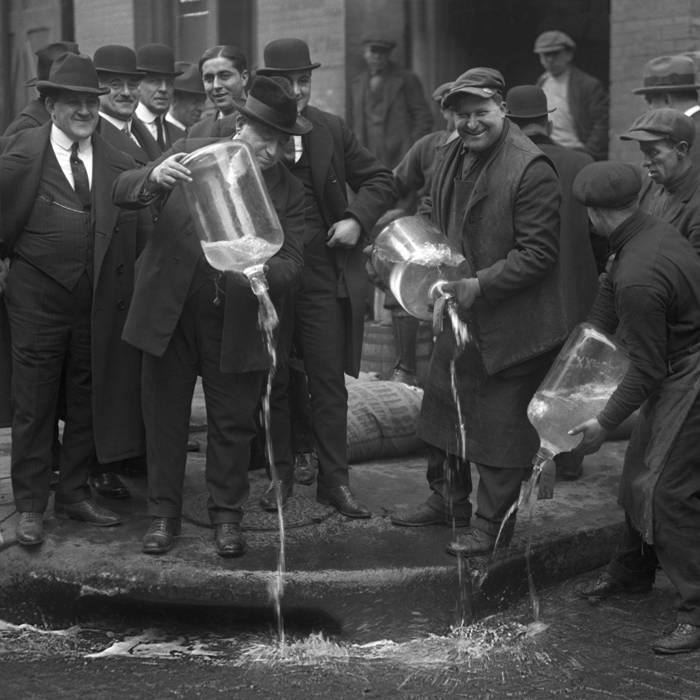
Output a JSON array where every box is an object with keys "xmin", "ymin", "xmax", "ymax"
[
  {"xmin": 16, "ymin": 512, "xmax": 44, "ymax": 546},
  {"xmin": 317, "ymin": 485, "xmax": 371, "ymax": 519},
  {"xmin": 214, "ymin": 523, "xmax": 246, "ymax": 557},
  {"xmin": 142, "ymin": 517, "xmax": 181, "ymax": 554},
  {"xmin": 651, "ymin": 623, "xmax": 700, "ymax": 655},
  {"xmin": 576, "ymin": 571, "xmax": 652, "ymax": 600},
  {"xmin": 391, "ymin": 502, "xmax": 470, "ymax": 528},
  {"xmin": 259, "ymin": 481, "xmax": 292, "ymax": 512},
  {"xmin": 54, "ymin": 499, "xmax": 122, "ymax": 526},
  {"xmin": 446, "ymin": 526, "xmax": 495, "ymax": 556},
  {"xmin": 389, "ymin": 367, "xmax": 418, "ymax": 386},
  {"xmin": 90, "ymin": 471, "xmax": 130, "ymax": 499},
  {"xmin": 294, "ymin": 451, "xmax": 318, "ymax": 485}
]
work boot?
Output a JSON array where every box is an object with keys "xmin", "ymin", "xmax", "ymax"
[
  {"xmin": 576, "ymin": 571, "xmax": 652, "ymax": 600},
  {"xmin": 259, "ymin": 481, "xmax": 292, "ymax": 512},
  {"xmin": 651, "ymin": 623, "xmax": 700, "ymax": 655},
  {"xmin": 391, "ymin": 501, "xmax": 470, "ymax": 528},
  {"xmin": 446, "ymin": 526, "xmax": 495, "ymax": 556},
  {"xmin": 214, "ymin": 523, "xmax": 246, "ymax": 557},
  {"xmin": 293, "ymin": 451, "xmax": 318, "ymax": 485},
  {"xmin": 16, "ymin": 512, "xmax": 44, "ymax": 547}
]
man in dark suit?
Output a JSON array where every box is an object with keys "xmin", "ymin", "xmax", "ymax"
[
  {"xmin": 166, "ymin": 62, "xmax": 206, "ymax": 137},
  {"xmin": 3, "ymin": 41, "xmax": 79, "ymax": 137},
  {"xmin": 0, "ymin": 54, "xmax": 152, "ymax": 547},
  {"xmin": 255, "ymin": 38, "xmax": 396, "ymax": 517},
  {"xmin": 112, "ymin": 76, "xmax": 307, "ymax": 557}
]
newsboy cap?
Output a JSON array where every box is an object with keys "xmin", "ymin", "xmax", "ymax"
[
  {"xmin": 633, "ymin": 54, "xmax": 700, "ymax": 94},
  {"xmin": 573, "ymin": 162, "xmax": 642, "ymax": 208},
  {"xmin": 534, "ymin": 30, "xmax": 576, "ymax": 54},
  {"xmin": 93, "ymin": 45, "xmax": 144, "ymax": 77},
  {"xmin": 505, "ymin": 85, "xmax": 556, "ymax": 119},
  {"xmin": 620, "ymin": 108, "xmax": 695, "ymax": 146},
  {"xmin": 431, "ymin": 81, "xmax": 454, "ymax": 104},
  {"xmin": 136, "ymin": 43, "xmax": 183, "ymax": 77},
  {"xmin": 361, "ymin": 34, "xmax": 396, "ymax": 51},
  {"xmin": 256, "ymin": 38, "xmax": 321, "ymax": 75},
  {"xmin": 443, "ymin": 67, "xmax": 505, "ymax": 107},
  {"xmin": 27, "ymin": 41, "xmax": 80, "ymax": 87},
  {"xmin": 36, "ymin": 53, "xmax": 109, "ymax": 95}
]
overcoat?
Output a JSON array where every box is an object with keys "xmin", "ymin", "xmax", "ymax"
[
  {"xmin": 2, "ymin": 98, "xmax": 49, "ymax": 137},
  {"xmin": 96, "ymin": 116, "xmax": 161, "ymax": 165}
]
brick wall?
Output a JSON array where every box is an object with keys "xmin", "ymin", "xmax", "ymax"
[{"xmin": 74, "ymin": 0, "xmax": 134, "ymax": 57}]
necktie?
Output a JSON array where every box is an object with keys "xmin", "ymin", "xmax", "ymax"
[
  {"xmin": 155, "ymin": 117, "xmax": 167, "ymax": 150},
  {"xmin": 70, "ymin": 142, "xmax": 91, "ymax": 210}
]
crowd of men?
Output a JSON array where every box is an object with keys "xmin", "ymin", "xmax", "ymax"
[{"xmin": 1, "ymin": 28, "xmax": 700, "ymax": 656}]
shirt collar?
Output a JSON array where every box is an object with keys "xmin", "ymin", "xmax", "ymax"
[
  {"xmin": 100, "ymin": 112, "xmax": 130, "ymax": 131},
  {"xmin": 50, "ymin": 123, "xmax": 90, "ymax": 152},
  {"xmin": 135, "ymin": 102, "xmax": 159, "ymax": 124},
  {"xmin": 166, "ymin": 113, "xmax": 186, "ymax": 131}
]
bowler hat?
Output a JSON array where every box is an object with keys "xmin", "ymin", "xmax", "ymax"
[
  {"xmin": 236, "ymin": 75, "xmax": 312, "ymax": 135},
  {"xmin": 443, "ymin": 67, "xmax": 505, "ymax": 107},
  {"xmin": 620, "ymin": 108, "xmax": 695, "ymax": 145},
  {"xmin": 36, "ymin": 53, "xmax": 109, "ymax": 95},
  {"xmin": 256, "ymin": 38, "xmax": 321, "ymax": 76},
  {"xmin": 361, "ymin": 34, "xmax": 396, "ymax": 51},
  {"xmin": 633, "ymin": 55, "xmax": 700, "ymax": 94},
  {"xmin": 93, "ymin": 45, "xmax": 144, "ymax": 77},
  {"xmin": 506, "ymin": 85, "xmax": 556, "ymax": 119},
  {"xmin": 27, "ymin": 41, "xmax": 79, "ymax": 87},
  {"xmin": 533, "ymin": 30, "xmax": 576, "ymax": 53},
  {"xmin": 431, "ymin": 81, "xmax": 454, "ymax": 104},
  {"xmin": 136, "ymin": 43, "xmax": 183, "ymax": 77},
  {"xmin": 573, "ymin": 162, "xmax": 642, "ymax": 208},
  {"xmin": 173, "ymin": 62, "xmax": 206, "ymax": 95}
]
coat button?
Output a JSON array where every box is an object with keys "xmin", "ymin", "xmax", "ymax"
[
  {"xmin": 117, "ymin": 299, "xmax": 126, "ymax": 310},
  {"xmin": 116, "ymin": 264, "xmax": 125, "ymax": 274},
  {"xmin": 153, "ymin": 215, "xmax": 159, "ymax": 223},
  {"xmin": 113, "ymin": 226, "xmax": 119, "ymax": 234}
]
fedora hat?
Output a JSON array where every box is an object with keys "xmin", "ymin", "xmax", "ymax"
[
  {"xmin": 174, "ymin": 62, "xmax": 206, "ymax": 95},
  {"xmin": 36, "ymin": 53, "xmax": 109, "ymax": 95},
  {"xmin": 93, "ymin": 45, "xmax": 144, "ymax": 77},
  {"xmin": 136, "ymin": 43, "xmax": 183, "ymax": 77},
  {"xmin": 236, "ymin": 75, "xmax": 312, "ymax": 135},
  {"xmin": 256, "ymin": 38, "xmax": 321, "ymax": 75},
  {"xmin": 506, "ymin": 85, "xmax": 556, "ymax": 119},
  {"xmin": 633, "ymin": 55, "xmax": 700, "ymax": 94},
  {"xmin": 26, "ymin": 40, "xmax": 79, "ymax": 87}
]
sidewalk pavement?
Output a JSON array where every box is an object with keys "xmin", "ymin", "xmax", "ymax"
[{"xmin": 0, "ymin": 381, "xmax": 628, "ymax": 639}]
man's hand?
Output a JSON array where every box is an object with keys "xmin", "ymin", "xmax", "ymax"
[
  {"xmin": 0, "ymin": 257, "xmax": 10, "ymax": 295},
  {"xmin": 569, "ymin": 417, "xmax": 610, "ymax": 456},
  {"xmin": 362, "ymin": 244, "xmax": 387, "ymax": 291},
  {"xmin": 327, "ymin": 218, "xmax": 362, "ymax": 249},
  {"xmin": 149, "ymin": 153, "xmax": 192, "ymax": 191},
  {"xmin": 439, "ymin": 278, "xmax": 480, "ymax": 311}
]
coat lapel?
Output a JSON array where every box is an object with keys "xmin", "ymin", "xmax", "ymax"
[
  {"xmin": 91, "ymin": 134, "xmax": 120, "ymax": 285},
  {"xmin": 304, "ymin": 108, "xmax": 334, "ymax": 204}
]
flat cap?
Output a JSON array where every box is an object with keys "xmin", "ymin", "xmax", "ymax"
[
  {"xmin": 620, "ymin": 108, "xmax": 695, "ymax": 145},
  {"xmin": 534, "ymin": 30, "xmax": 576, "ymax": 54},
  {"xmin": 431, "ymin": 81, "xmax": 454, "ymax": 104},
  {"xmin": 361, "ymin": 34, "xmax": 396, "ymax": 51},
  {"xmin": 443, "ymin": 67, "xmax": 505, "ymax": 107},
  {"xmin": 573, "ymin": 162, "xmax": 642, "ymax": 208}
]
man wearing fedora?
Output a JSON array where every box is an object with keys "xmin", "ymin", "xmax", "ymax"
[
  {"xmin": 135, "ymin": 43, "xmax": 183, "ymax": 153},
  {"xmin": 534, "ymin": 30, "xmax": 609, "ymax": 161},
  {"xmin": 166, "ymin": 62, "xmax": 206, "ymax": 136},
  {"xmin": 94, "ymin": 44, "xmax": 160, "ymax": 166},
  {"xmin": 0, "ymin": 53, "xmax": 152, "ymax": 547},
  {"xmin": 254, "ymin": 38, "xmax": 395, "ymax": 519},
  {"xmin": 3, "ymin": 41, "xmax": 79, "ymax": 137},
  {"xmin": 349, "ymin": 34, "xmax": 433, "ymax": 170},
  {"xmin": 632, "ymin": 54, "xmax": 700, "ymax": 170},
  {"xmin": 112, "ymin": 76, "xmax": 307, "ymax": 557}
]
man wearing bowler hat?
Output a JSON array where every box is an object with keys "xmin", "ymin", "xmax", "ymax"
[
  {"xmin": 534, "ymin": 30, "xmax": 609, "ymax": 161},
  {"xmin": 570, "ymin": 161, "xmax": 700, "ymax": 655},
  {"xmin": 113, "ymin": 76, "xmax": 307, "ymax": 557},
  {"xmin": 349, "ymin": 34, "xmax": 433, "ymax": 170},
  {"xmin": 3, "ymin": 41, "xmax": 80, "ymax": 137},
  {"xmin": 166, "ymin": 62, "xmax": 206, "ymax": 136},
  {"xmin": 0, "ymin": 53, "xmax": 152, "ymax": 547},
  {"xmin": 135, "ymin": 43, "xmax": 183, "ymax": 152},
  {"xmin": 253, "ymin": 38, "xmax": 395, "ymax": 519}
]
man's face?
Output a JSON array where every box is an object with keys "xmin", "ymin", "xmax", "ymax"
[
  {"xmin": 363, "ymin": 45, "xmax": 391, "ymax": 74},
  {"xmin": 538, "ymin": 48, "xmax": 573, "ymax": 77},
  {"xmin": 201, "ymin": 57, "xmax": 248, "ymax": 115},
  {"xmin": 47, "ymin": 91, "xmax": 99, "ymax": 141},
  {"xmin": 235, "ymin": 119, "xmax": 290, "ymax": 170},
  {"xmin": 639, "ymin": 138, "xmax": 686, "ymax": 185},
  {"xmin": 170, "ymin": 93, "xmax": 206, "ymax": 128},
  {"xmin": 98, "ymin": 73, "xmax": 140, "ymax": 120},
  {"xmin": 452, "ymin": 94, "xmax": 505, "ymax": 152},
  {"xmin": 138, "ymin": 74, "xmax": 174, "ymax": 115}
]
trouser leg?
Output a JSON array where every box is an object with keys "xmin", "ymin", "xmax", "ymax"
[
  {"xmin": 472, "ymin": 463, "xmax": 528, "ymax": 537},
  {"xmin": 267, "ymin": 362, "xmax": 294, "ymax": 487},
  {"xmin": 607, "ymin": 514, "xmax": 658, "ymax": 585},
  {"xmin": 391, "ymin": 309, "xmax": 419, "ymax": 374},
  {"xmin": 425, "ymin": 445, "xmax": 473, "ymax": 519}
]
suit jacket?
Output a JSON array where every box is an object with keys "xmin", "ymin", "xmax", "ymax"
[
  {"xmin": 2, "ymin": 98, "xmax": 49, "ymax": 137},
  {"xmin": 349, "ymin": 61, "xmax": 434, "ymax": 168},
  {"xmin": 96, "ymin": 116, "xmax": 161, "ymax": 165},
  {"xmin": 0, "ymin": 123, "xmax": 152, "ymax": 459},
  {"xmin": 113, "ymin": 136, "xmax": 305, "ymax": 374}
]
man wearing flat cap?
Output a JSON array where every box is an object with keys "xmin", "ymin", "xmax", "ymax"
[
  {"xmin": 534, "ymin": 29, "xmax": 609, "ymax": 161},
  {"xmin": 0, "ymin": 53, "xmax": 152, "ymax": 547},
  {"xmin": 389, "ymin": 68, "xmax": 569, "ymax": 557},
  {"xmin": 620, "ymin": 107, "xmax": 700, "ymax": 252},
  {"xmin": 633, "ymin": 54, "xmax": 700, "ymax": 170},
  {"xmin": 349, "ymin": 34, "xmax": 433, "ymax": 169},
  {"xmin": 166, "ymin": 62, "xmax": 206, "ymax": 137},
  {"xmin": 569, "ymin": 161, "xmax": 700, "ymax": 656}
]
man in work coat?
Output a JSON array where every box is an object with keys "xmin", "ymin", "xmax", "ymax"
[
  {"xmin": 0, "ymin": 53, "xmax": 151, "ymax": 547},
  {"xmin": 571, "ymin": 161, "xmax": 700, "ymax": 656}
]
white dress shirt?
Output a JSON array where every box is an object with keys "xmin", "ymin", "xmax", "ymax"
[{"xmin": 50, "ymin": 124, "xmax": 93, "ymax": 190}]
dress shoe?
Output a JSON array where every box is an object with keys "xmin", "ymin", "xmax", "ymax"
[
  {"xmin": 214, "ymin": 523, "xmax": 246, "ymax": 557},
  {"xmin": 54, "ymin": 499, "xmax": 122, "ymax": 527},
  {"xmin": 576, "ymin": 571, "xmax": 652, "ymax": 600},
  {"xmin": 651, "ymin": 623, "xmax": 700, "ymax": 655},
  {"xmin": 317, "ymin": 485, "xmax": 371, "ymax": 519},
  {"xmin": 391, "ymin": 502, "xmax": 470, "ymax": 528},
  {"xmin": 90, "ymin": 471, "xmax": 130, "ymax": 499},
  {"xmin": 142, "ymin": 517, "xmax": 181, "ymax": 555},
  {"xmin": 389, "ymin": 367, "xmax": 418, "ymax": 387},
  {"xmin": 259, "ymin": 481, "xmax": 292, "ymax": 512},
  {"xmin": 446, "ymin": 526, "xmax": 495, "ymax": 556},
  {"xmin": 16, "ymin": 512, "xmax": 44, "ymax": 546},
  {"xmin": 294, "ymin": 451, "xmax": 318, "ymax": 485}
]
